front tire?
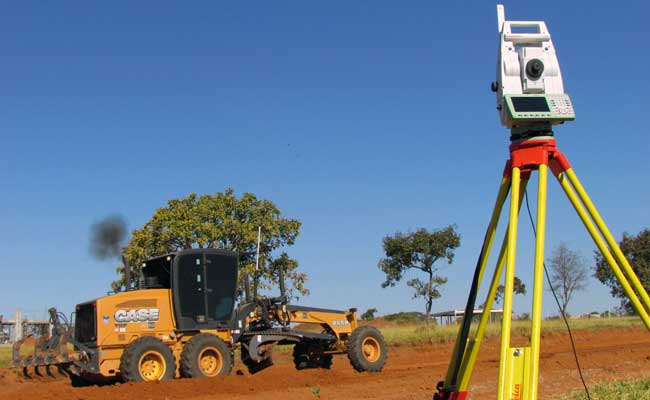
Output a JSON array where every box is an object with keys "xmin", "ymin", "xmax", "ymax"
[
  {"xmin": 120, "ymin": 336, "xmax": 176, "ymax": 382},
  {"xmin": 180, "ymin": 334, "xmax": 233, "ymax": 378},
  {"xmin": 347, "ymin": 326, "xmax": 387, "ymax": 372}
]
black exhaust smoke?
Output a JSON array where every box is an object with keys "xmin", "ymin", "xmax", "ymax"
[{"xmin": 90, "ymin": 215, "xmax": 130, "ymax": 290}]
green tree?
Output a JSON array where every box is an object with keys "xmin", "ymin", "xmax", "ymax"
[
  {"xmin": 479, "ymin": 276, "xmax": 526, "ymax": 310},
  {"xmin": 378, "ymin": 226, "xmax": 461, "ymax": 321},
  {"xmin": 549, "ymin": 243, "xmax": 588, "ymax": 315},
  {"xmin": 361, "ymin": 308, "xmax": 378, "ymax": 321},
  {"xmin": 494, "ymin": 276, "xmax": 527, "ymax": 305},
  {"xmin": 115, "ymin": 189, "xmax": 308, "ymax": 298},
  {"xmin": 595, "ymin": 229, "xmax": 650, "ymax": 314}
]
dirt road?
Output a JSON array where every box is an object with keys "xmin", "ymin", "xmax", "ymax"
[{"xmin": 2, "ymin": 326, "xmax": 650, "ymax": 400}]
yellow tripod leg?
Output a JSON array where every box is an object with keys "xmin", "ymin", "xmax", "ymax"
[
  {"xmin": 565, "ymin": 168, "xmax": 650, "ymax": 315},
  {"xmin": 529, "ymin": 164, "xmax": 548, "ymax": 400},
  {"xmin": 456, "ymin": 178, "xmax": 529, "ymax": 392},
  {"xmin": 497, "ymin": 167, "xmax": 521, "ymax": 400},
  {"xmin": 557, "ymin": 171, "xmax": 650, "ymax": 329},
  {"xmin": 443, "ymin": 176, "xmax": 511, "ymax": 389}
]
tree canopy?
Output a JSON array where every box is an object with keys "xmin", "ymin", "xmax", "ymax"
[
  {"xmin": 378, "ymin": 225, "xmax": 461, "ymax": 320},
  {"xmin": 595, "ymin": 229, "xmax": 650, "ymax": 314},
  {"xmin": 494, "ymin": 276, "xmax": 527, "ymax": 305},
  {"xmin": 361, "ymin": 308, "xmax": 378, "ymax": 321},
  {"xmin": 115, "ymin": 189, "xmax": 307, "ymax": 297}
]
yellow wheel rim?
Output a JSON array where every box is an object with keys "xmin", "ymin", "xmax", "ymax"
[
  {"xmin": 139, "ymin": 351, "xmax": 166, "ymax": 381},
  {"xmin": 198, "ymin": 346, "xmax": 223, "ymax": 377},
  {"xmin": 362, "ymin": 337, "xmax": 381, "ymax": 363}
]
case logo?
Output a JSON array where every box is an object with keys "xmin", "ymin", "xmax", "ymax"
[{"xmin": 114, "ymin": 308, "xmax": 160, "ymax": 323}]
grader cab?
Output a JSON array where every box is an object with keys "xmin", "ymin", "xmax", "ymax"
[{"xmin": 12, "ymin": 249, "xmax": 387, "ymax": 383}]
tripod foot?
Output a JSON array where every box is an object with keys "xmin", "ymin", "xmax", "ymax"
[{"xmin": 434, "ymin": 381, "xmax": 468, "ymax": 400}]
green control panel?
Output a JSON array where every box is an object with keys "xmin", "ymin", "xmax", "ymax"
[{"xmin": 504, "ymin": 94, "xmax": 575, "ymax": 124}]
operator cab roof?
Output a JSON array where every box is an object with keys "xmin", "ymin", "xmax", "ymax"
[
  {"xmin": 140, "ymin": 249, "xmax": 238, "ymax": 290},
  {"xmin": 141, "ymin": 248, "xmax": 239, "ymax": 267}
]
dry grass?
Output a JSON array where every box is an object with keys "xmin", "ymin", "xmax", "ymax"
[
  {"xmin": 555, "ymin": 378, "xmax": 650, "ymax": 399},
  {"xmin": 0, "ymin": 345, "xmax": 12, "ymax": 368},
  {"xmin": 380, "ymin": 316, "xmax": 643, "ymax": 346}
]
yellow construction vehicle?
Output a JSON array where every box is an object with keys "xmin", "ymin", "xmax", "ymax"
[{"xmin": 12, "ymin": 249, "xmax": 387, "ymax": 383}]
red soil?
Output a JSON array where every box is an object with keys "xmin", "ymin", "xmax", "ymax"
[{"xmin": 2, "ymin": 326, "xmax": 650, "ymax": 400}]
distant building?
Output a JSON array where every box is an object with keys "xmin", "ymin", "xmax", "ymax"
[
  {"xmin": 430, "ymin": 308, "xmax": 504, "ymax": 325},
  {"xmin": 0, "ymin": 310, "xmax": 51, "ymax": 343}
]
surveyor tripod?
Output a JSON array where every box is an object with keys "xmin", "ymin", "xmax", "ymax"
[{"xmin": 434, "ymin": 133, "xmax": 650, "ymax": 400}]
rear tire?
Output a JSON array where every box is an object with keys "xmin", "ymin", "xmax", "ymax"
[
  {"xmin": 293, "ymin": 339, "xmax": 333, "ymax": 370},
  {"xmin": 347, "ymin": 326, "xmax": 387, "ymax": 372},
  {"xmin": 180, "ymin": 334, "xmax": 233, "ymax": 378},
  {"xmin": 120, "ymin": 336, "xmax": 175, "ymax": 382}
]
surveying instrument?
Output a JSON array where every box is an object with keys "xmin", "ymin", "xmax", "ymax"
[{"xmin": 434, "ymin": 5, "xmax": 650, "ymax": 400}]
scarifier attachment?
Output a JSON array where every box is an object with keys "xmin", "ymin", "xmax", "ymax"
[{"xmin": 11, "ymin": 308, "xmax": 74, "ymax": 377}]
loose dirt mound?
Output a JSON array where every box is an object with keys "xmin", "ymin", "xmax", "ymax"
[{"xmin": 1, "ymin": 326, "xmax": 650, "ymax": 400}]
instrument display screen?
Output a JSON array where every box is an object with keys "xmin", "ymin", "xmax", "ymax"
[{"xmin": 511, "ymin": 96, "xmax": 550, "ymax": 112}]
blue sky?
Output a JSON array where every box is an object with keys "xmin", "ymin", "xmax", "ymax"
[{"xmin": 1, "ymin": 1, "xmax": 649, "ymax": 321}]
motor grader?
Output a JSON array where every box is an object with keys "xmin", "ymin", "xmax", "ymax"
[{"xmin": 11, "ymin": 248, "xmax": 387, "ymax": 383}]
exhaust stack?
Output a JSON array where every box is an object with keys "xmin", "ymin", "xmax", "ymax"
[{"xmin": 122, "ymin": 255, "xmax": 131, "ymax": 291}]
